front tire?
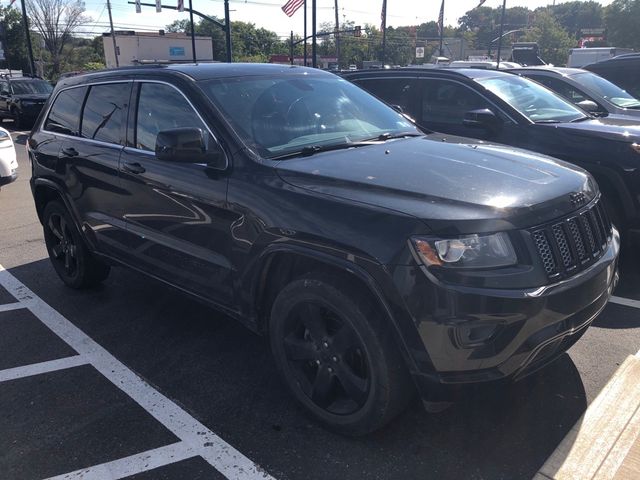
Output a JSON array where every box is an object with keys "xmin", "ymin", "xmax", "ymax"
[
  {"xmin": 269, "ymin": 274, "xmax": 413, "ymax": 435},
  {"xmin": 43, "ymin": 201, "xmax": 110, "ymax": 289}
]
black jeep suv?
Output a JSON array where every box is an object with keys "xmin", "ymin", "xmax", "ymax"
[
  {"xmin": 0, "ymin": 76, "xmax": 53, "ymax": 128},
  {"xmin": 342, "ymin": 68, "xmax": 640, "ymax": 241},
  {"xmin": 28, "ymin": 64, "xmax": 619, "ymax": 435}
]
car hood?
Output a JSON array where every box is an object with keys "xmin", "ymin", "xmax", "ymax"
[
  {"xmin": 548, "ymin": 117, "xmax": 640, "ymax": 142},
  {"xmin": 13, "ymin": 94, "xmax": 50, "ymax": 101},
  {"xmin": 275, "ymin": 136, "xmax": 594, "ymax": 233}
]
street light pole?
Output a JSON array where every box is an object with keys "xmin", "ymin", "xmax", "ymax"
[
  {"xmin": 224, "ymin": 0, "xmax": 232, "ymax": 62},
  {"xmin": 188, "ymin": 0, "xmax": 197, "ymax": 62},
  {"xmin": 312, "ymin": 0, "xmax": 317, "ymax": 68}
]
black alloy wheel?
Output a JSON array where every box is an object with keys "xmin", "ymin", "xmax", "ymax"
[
  {"xmin": 43, "ymin": 201, "xmax": 110, "ymax": 288},
  {"xmin": 47, "ymin": 211, "xmax": 78, "ymax": 278},
  {"xmin": 282, "ymin": 301, "xmax": 370, "ymax": 415},
  {"xmin": 269, "ymin": 274, "xmax": 413, "ymax": 435}
]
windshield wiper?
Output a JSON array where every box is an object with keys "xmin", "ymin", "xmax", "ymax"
[
  {"xmin": 534, "ymin": 119, "xmax": 561, "ymax": 124},
  {"xmin": 368, "ymin": 132, "xmax": 423, "ymax": 141},
  {"xmin": 570, "ymin": 116, "xmax": 593, "ymax": 123},
  {"xmin": 269, "ymin": 141, "xmax": 370, "ymax": 160}
]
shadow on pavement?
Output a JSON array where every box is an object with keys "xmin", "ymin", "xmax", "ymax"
[{"xmin": 6, "ymin": 259, "xmax": 588, "ymax": 480}]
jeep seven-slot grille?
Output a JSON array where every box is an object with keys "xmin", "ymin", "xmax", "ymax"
[{"xmin": 531, "ymin": 199, "xmax": 612, "ymax": 278}]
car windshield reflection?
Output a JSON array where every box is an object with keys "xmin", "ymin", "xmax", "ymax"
[
  {"xmin": 477, "ymin": 75, "xmax": 587, "ymax": 123},
  {"xmin": 199, "ymin": 74, "xmax": 419, "ymax": 159}
]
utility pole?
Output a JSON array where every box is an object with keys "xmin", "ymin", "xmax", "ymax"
[
  {"xmin": 312, "ymin": 0, "xmax": 317, "ymax": 68},
  {"xmin": 224, "ymin": 0, "xmax": 232, "ymax": 62},
  {"xmin": 496, "ymin": 0, "xmax": 507, "ymax": 69},
  {"xmin": 19, "ymin": 0, "xmax": 35, "ymax": 76},
  {"xmin": 303, "ymin": 0, "xmax": 307, "ymax": 66},
  {"xmin": 290, "ymin": 30, "xmax": 294, "ymax": 65},
  {"xmin": 334, "ymin": 0, "xmax": 340, "ymax": 69},
  {"xmin": 189, "ymin": 0, "xmax": 196, "ymax": 62},
  {"xmin": 106, "ymin": 0, "xmax": 119, "ymax": 67}
]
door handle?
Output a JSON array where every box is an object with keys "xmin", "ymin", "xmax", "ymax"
[
  {"xmin": 61, "ymin": 147, "xmax": 78, "ymax": 157},
  {"xmin": 122, "ymin": 161, "xmax": 146, "ymax": 174}
]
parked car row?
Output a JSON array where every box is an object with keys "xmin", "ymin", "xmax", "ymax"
[{"xmin": 342, "ymin": 66, "xmax": 640, "ymax": 245}]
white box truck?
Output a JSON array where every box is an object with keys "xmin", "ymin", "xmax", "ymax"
[{"xmin": 567, "ymin": 47, "xmax": 634, "ymax": 67}]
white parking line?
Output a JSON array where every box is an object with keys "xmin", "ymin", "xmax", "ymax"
[
  {"xmin": 610, "ymin": 296, "xmax": 640, "ymax": 310},
  {"xmin": 0, "ymin": 302, "xmax": 25, "ymax": 313},
  {"xmin": 0, "ymin": 355, "xmax": 89, "ymax": 383},
  {"xmin": 0, "ymin": 265, "xmax": 274, "ymax": 480},
  {"xmin": 44, "ymin": 442, "xmax": 197, "ymax": 480}
]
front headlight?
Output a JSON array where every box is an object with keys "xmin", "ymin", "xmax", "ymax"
[
  {"xmin": 0, "ymin": 130, "xmax": 11, "ymax": 144},
  {"xmin": 412, "ymin": 232, "xmax": 517, "ymax": 269}
]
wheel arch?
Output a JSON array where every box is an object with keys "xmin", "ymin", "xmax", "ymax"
[
  {"xmin": 250, "ymin": 244, "xmax": 420, "ymax": 373},
  {"xmin": 587, "ymin": 166, "xmax": 636, "ymax": 225},
  {"xmin": 32, "ymin": 179, "xmax": 87, "ymax": 242}
]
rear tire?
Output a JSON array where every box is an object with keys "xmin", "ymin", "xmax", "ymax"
[
  {"xmin": 43, "ymin": 201, "xmax": 110, "ymax": 289},
  {"xmin": 269, "ymin": 273, "xmax": 413, "ymax": 435}
]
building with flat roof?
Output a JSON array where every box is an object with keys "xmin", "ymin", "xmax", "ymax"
[{"xmin": 102, "ymin": 31, "xmax": 214, "ymax": 68}]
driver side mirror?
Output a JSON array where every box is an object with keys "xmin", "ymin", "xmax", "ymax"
[
  {"xmin": 576, "ymin": 99, "xmax": 604, "ymax": 115},
  {"xmin": 463, "ymin": 108, "xmax": 502, "ymax": 133},
  {"xmin": 155, "ymin": 127, "xmax": 226, "ymax": 169}
]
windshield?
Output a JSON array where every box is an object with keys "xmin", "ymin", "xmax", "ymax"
[
  {"xmin": 199, "ymin": 74, "xmax": 418, "ymax": 158},
  {"xmin": 11, "ymin": 80, "xmax": 53, "ymax": 95},
  {"xmin": 571, "ymin": 71, "xmax": 640, "ymax": 109},
  {"xmin": 477, "ymin": 75, "xmax": 587, "ymax": 123}
]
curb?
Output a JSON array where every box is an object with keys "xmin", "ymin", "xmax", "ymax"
[{"xmin": 533, "ymin": 352, "xmax": 640, "ymax": 480}]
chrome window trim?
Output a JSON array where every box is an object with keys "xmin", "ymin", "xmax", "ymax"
[
  {"xmin": 353, "ymin": 74, "xmax": 519, "ymax": 125},
  {"xmin": 40, "ymin": 78, "xmax": 229, "ymax": 171}
]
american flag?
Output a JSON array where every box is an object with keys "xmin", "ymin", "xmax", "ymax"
[
  {"xmin": 380, "ymin": 0, "xmax": 387, "ymax": 31},
  {"xmin": 281, "ymin": 0, "xmax": 304, "ymax": 17},
  {"xmin": 437, "ymin": 0, "xmax": 444, "ymax": 35}
]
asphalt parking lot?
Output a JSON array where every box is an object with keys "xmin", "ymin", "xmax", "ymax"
[{"xmin": 2, "ymin": 124, "xmax": 640, "ymax": 480}]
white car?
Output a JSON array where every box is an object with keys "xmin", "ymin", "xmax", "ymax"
[{"xmin": 0, "ymin": 128, "xmax": 17, "ymax": 188}]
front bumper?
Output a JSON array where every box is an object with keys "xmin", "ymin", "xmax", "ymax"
[
  {"xmin": 394, "ymin": 228, "xmax": 619, "ymax": 397},
  {"xmin": 0, "ymin": 170, "xmax": 18, "ymax": 186}
]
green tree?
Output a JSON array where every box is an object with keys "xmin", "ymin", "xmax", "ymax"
[
  {"xmin": 548, "ymin": 1, "xmax": 604, "ymax": 39},
  {"xmin": 27, "ymin": 0, "xmax": 89, "ymax": 78},
  {"xmin": 0, "ymin": 6, "xmax": 30, "ymax": 72},
  {"xmin": 521, "ymin": 9, "xmax": 574, "ymax": 66},
  {"xmin": 605, "ymin": 0, "xmax": 640, "ymax": 49}
]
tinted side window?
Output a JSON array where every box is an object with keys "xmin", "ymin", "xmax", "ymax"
[
  {"xmin": 355, "ymin": 78, "xmax": 417, "ymax": 116},
  {"xmin": 135, "ymin": 83, "xmax": 207, "ymax": 152},
  {"xmin": 81, "ymin": 83, "xmax": 129, "ymax": 145},
  {"xmin": 44, "ymin": 86, "xmax": 88, "ymax": 136},
  {"xmin": 528, "ymin": 75, "xmax": 593, "ymax": 104},
  {"xmin": 422, "ymin": 79, "xmax": 493, "ymax": 125}
]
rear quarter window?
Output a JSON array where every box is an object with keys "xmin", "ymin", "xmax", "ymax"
[
  {"xmin": 44, "ymin": 87, "xmax": 88, "ymax": 136},
  {"xmin": 81, "ymin": 83, "xmax": 130, "ymax": 145}
]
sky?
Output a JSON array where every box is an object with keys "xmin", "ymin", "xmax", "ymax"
[{"xmin": 78, "ymin": 0, "xmax": 616, "ymax": 41}]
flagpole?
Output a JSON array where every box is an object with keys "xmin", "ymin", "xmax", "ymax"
[
  {"xmin": 381, "ymin": 0, "xmax": 387, "ymax": 64},
  {"xmin": 312, "ymin": 0, "xmax": 317, "ymax": 68},
  {"xmin": 438, "ymin": 0, "xmax": 445, "ymax": 57},
  {"xmin": 303, "ymin": 0, "xmax": 307, "ymax": 66},
  {"xmin": 495, "ymin": 0, "xmax": 506, "ymax": 69}
]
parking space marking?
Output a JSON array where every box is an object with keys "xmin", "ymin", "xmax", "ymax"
[
  {"xmin": 0, "ymin": 302, "xmax": 25, "ymax": 313},
  {"xmin": 44, "ymin": 442, "xmax": 197, "ymax": 480},
  {"xmin": 0, "ymin": 355, "xmax": 89, "ymax": 383},
  {"xmin": 610, "ymin": 296, "xmax": 640, "ymax": 310},
  {"xmin": 0, "ymin": 265, "xmax": 275, "ymax": 480}
]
